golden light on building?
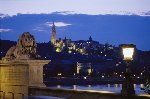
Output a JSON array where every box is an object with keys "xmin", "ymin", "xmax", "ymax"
[
  {"xmin": 68, "ymin": 50, "xmax": 72, "ymax": 53},
  {"xmin": 57, "ymin": 73, "xmax": 62, "ymax": 76},
  {"xmin": 56, "ymin": 48, "xmax": 61, "ymax": 52},
  {"xmin": 87, "ymin": 69, "xmax": 92, "ymax": 75}
]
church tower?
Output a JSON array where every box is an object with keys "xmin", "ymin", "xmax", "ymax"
[
  {"xmin": 89, "ymin": 36, "xmax": 92, "ymax": 41},
  {"xmin": 51, "ymin": 21, "xmax": 56, "ymax": 45}
]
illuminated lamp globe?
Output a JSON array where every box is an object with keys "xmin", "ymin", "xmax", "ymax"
[{"xmin": 121, "ymin": 44, "xmax": 135, "ymax": 61}]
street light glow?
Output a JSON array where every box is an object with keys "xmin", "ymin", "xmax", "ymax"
[
  {"xmin": 121, "ymin": 44, "xmax": 135, "ymax": 61},
  {"xmin": 122, "ymin": 48, "xmax": 134, "ymax": 60}
]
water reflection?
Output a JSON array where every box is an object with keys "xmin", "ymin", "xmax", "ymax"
[
  {"xmin": 134, "ymin": 84, "xmax": 136, "ymax": 88},
  {"xmin": 140, "ymin": 84, "xmax": 144, "ymax": 88},
  {"xmin": 107, "ymin": 84, "xmax": 110, "ymax": 88},
  {"xmin": 73, "ymin": 85, "xmax": 77, "ymax": 89},
  {"xmin": 115, "ymin": 84, "xmax": 118, "ymax": 88},
  {"xmin": 120, "ymin": 84, "xmax": 122, "ymax": 88},
  {"xmin": 49, "ymin": 84, "xmax": 145, "ymax": 95},
  {"xmin": 57, "ymin": 85, "xmax": 61, "ymax": 88}
]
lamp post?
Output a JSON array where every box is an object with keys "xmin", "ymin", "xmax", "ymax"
[{"xmin": 120, "ymin": 44, "xmax": 135, "ymax": 95}]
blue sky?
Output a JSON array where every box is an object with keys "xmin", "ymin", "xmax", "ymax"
[{"xmin": 0, "ymin": 0, "xmax": 150, "ymax": 51}]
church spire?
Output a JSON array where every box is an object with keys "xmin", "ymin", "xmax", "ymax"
[
  {"xmin": 52, "ymin": 21, "xmax": 56, "ymax": 32},
  {"xmin": 51, "ymin": 21, "xmax": 56, "ymax": 45}
]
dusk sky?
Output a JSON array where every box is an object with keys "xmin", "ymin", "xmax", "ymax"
[
  {"xmin": 0, "ymin": 0, "xmax": 150, "ymax": 51},
  {"xmin": 0, "ymin": 0, "xmax": 150, "ymax": 16}
]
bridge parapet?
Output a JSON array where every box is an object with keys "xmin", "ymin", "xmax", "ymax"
[{"xmin": 29, "ymin": 86, "xmax": 150, "ymax": 99}]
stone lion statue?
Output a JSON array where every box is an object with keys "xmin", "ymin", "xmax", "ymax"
[{"xmin": 3, "ymin": 32, "xmax": 40, "ymax": 60}]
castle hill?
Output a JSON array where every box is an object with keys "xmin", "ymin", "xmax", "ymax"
[{"xmin": 0, "ymin": 1, "xmax": 150, "ymax": 99}]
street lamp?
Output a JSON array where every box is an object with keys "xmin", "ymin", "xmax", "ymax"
[
  {"xmin": 122, "ymin": 46, "xmax": 134, "ymax": 61},
  {"xmin": 120, "ymin": 44, "xmax": 135, "ymax": 95}
]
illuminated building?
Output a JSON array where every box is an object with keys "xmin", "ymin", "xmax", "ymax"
[
  {"xmin": 51, "ymin": 21, "xmax": 56, "ymax": 45},
  {"xmin": 50, "ymin": 23, "xmax": 114, "ymax": 56},
  {"xmin": 77, "ymin": 62, "xmax": 92, "ymax": 75}
]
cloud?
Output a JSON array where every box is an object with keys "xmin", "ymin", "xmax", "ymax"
[
  {"xmin": 0, "ymin": 0, "xmax": 150, "ymax": 16},
  {"xmin": 0, "ymin": 13, "xmax": 10, "ymax": 18},
  {"xmin": 51, "ymin": 11, "xmax": 76, "ymax": 15},
  {"xmin": 33, "ymin": 27, "xmax": 46, "ymax": 32},
  {"xmin": 45, "ymin": 22, "xmax": 72, "ymax": 27},
  {"xmin": 0, "ymin": 29, "xmax": 11, "ymax": 32}
]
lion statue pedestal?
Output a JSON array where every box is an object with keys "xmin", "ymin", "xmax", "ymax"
[{"xmin": 0, "ymin": 32, "xmax": 50, "ymax": 99}]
